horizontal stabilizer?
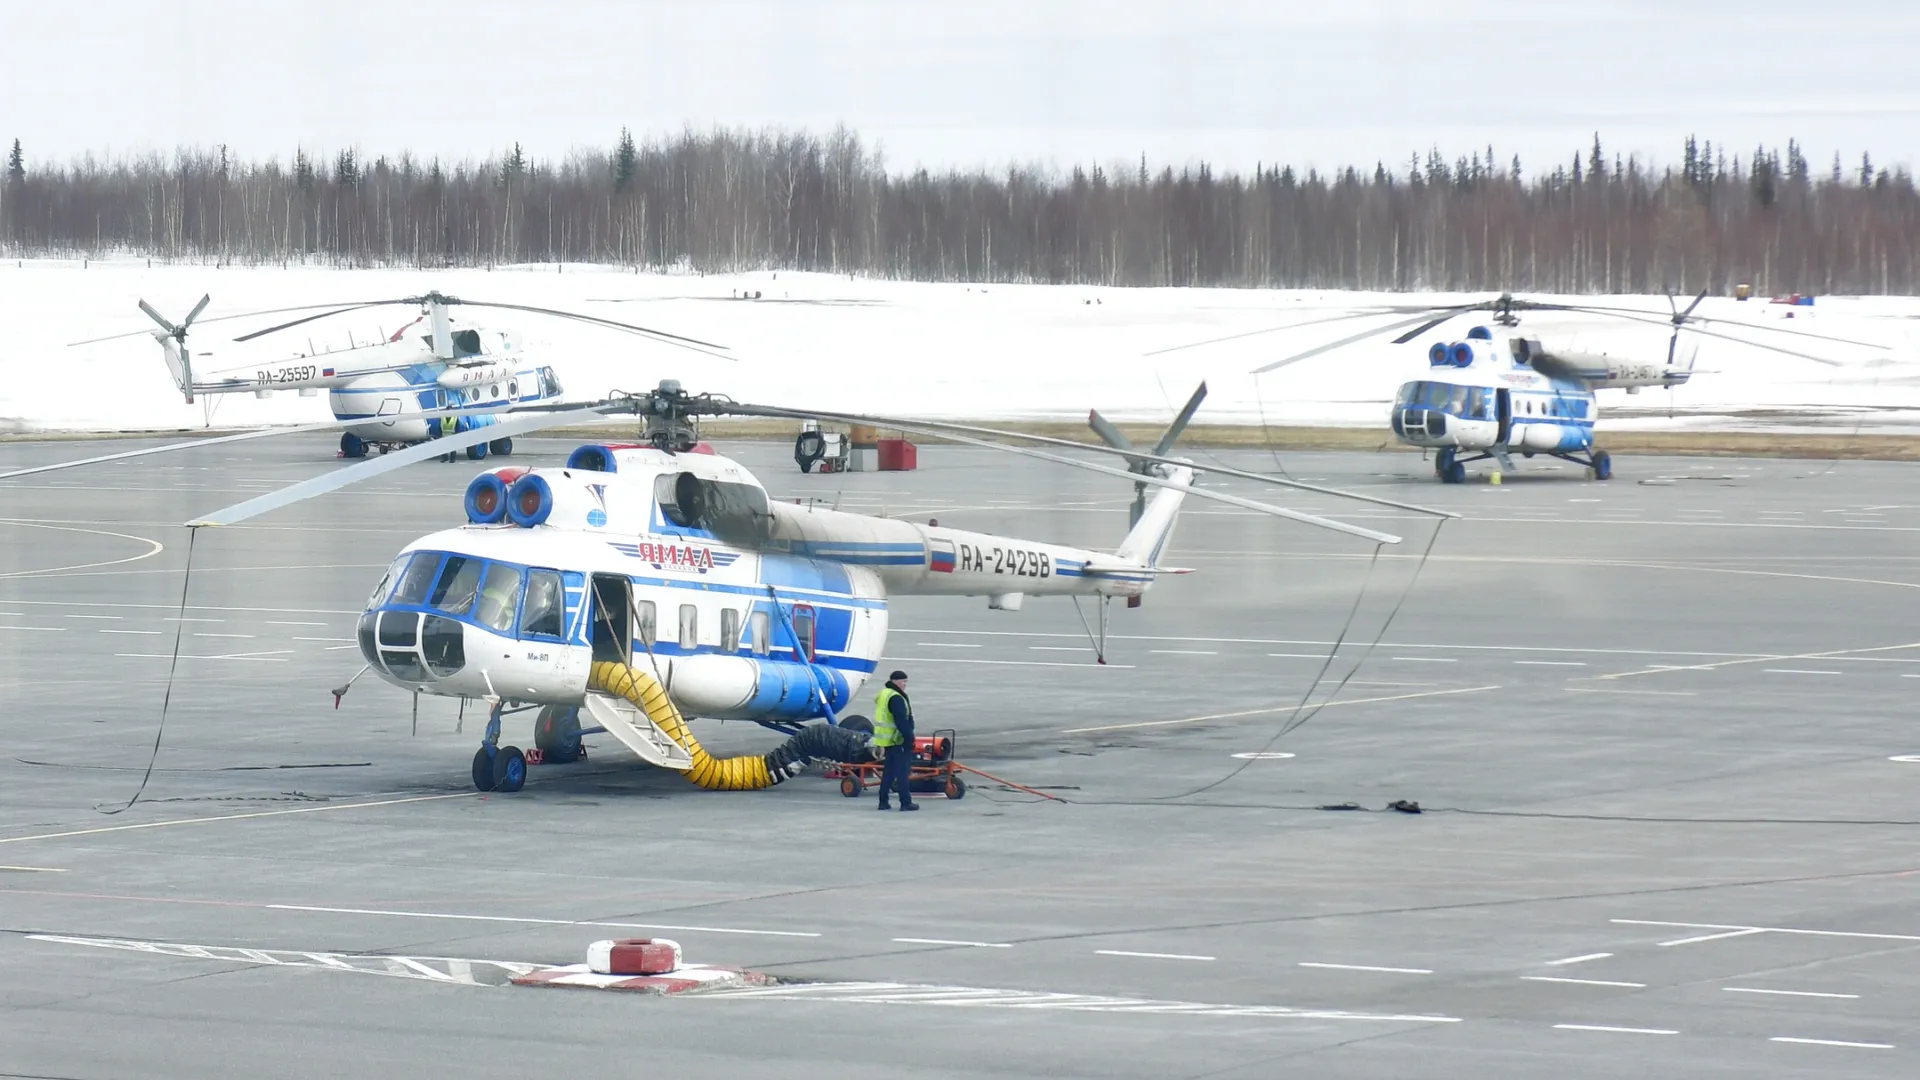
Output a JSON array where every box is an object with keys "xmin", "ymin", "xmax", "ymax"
[{"xmin": 1081, "ymin": 563, "xmax": 1194, "ymax": 577}]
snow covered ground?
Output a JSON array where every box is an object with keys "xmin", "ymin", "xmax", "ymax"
[{"xmin": 7, "ymin": 257, "xmax": 1920, "ymax": 435}]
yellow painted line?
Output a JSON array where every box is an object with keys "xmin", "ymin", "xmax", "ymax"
[
  {"xmin": 1062, "ymin": 685, "xmax": 1503, "ymax": 734},
  {"xmin": 0, "ymin": 865, "xmax": 68, "ymax": 872},
  {"xmin": 1594, "ymin": 642, "xmax": 1920, "ymax": 682},
  {"xmin": 0, "ymin": 792, "xmax": 477, "ymax": 846}
]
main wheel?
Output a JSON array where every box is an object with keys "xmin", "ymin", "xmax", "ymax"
[
  {"xmin": 340, "ymin": 432, "xmax": 367, "ymax": 459},
  {"xmin": 840, "ymin": 776, "xmax": 862, "ymax": 798},
  {"xmin": 1434, "ymin": 447, "xmax": 1457, "ymax": 482},
  {"xmin": 1591, "ymin": 450, "xmax": 1612, "ymax": 481},
  {"xmin": 471, "ymin": 746, "xmax": 496, "ymax": 792},
  {"xmin": 945, "ymin": 775, "xmax": 967, "ymax": 800},
  {"xmin": 533, "ymin": 705, "xmax": 583, "ymax": 763},
  {"xmin": 466, "ymin": 441, "xmax": 489, "ymax": 461},
  {"xmin": 488, "ymin": 438, "xmax": 514, "ymax": 456},
  {"xmin": 492, "ymin": 746, "xmax": 527, "ymax": 793},
  {"xmin": 837, "ymin": 715, "xmax": 873, "ymax": 735}
]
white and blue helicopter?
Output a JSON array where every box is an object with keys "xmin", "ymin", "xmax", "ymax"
[
  {"xmin": 2, "ymin": 376, "xmax": 1448, "ymax": 797},
  {"xmin": 1155, "ymin": 291, "xmax": 1884, "ymax": 483},
  {"xmin": 72, "ymin": 291, "xmax": 727, "ymax": 460}
]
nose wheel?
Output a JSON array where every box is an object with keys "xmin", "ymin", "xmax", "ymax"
[
  {"xmin": 1589, "ymin": 450, "xmax": 1612, "ymax": 481},
  {"xmin": 470, "ymin": 701, "xmax": 527, "ymax": 792}
]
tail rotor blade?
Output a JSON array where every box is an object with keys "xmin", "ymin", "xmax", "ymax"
[
  {"xmin": 137, "ymin": 300, "xmax": 177, "ymax": 335},
  {"xmin": 1151, "ymin": 382, "xmax": 1208, "ymax": 458},
  {"xmin": 1086, "ymin": 408, "xmax": 1137, "ymax": 453},
  {"xmin": 181, "ymin": 293, "xmax": 212, "ymax": 330}
]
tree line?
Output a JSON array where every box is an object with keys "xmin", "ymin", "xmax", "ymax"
[{"xmin": 1, "ymin": 128, "xmax": 1915, "ymax": 295}]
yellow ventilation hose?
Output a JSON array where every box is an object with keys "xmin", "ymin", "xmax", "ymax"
[{"xmin": 588, "ymin": 659, "xmax": 778, "ymax": 790}]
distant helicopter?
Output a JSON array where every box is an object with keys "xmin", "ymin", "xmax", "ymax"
[
  {"xmin": 1153, "ymin": 291, "xmax": 1886, "ymax": 483},
  {"xmin": 71, "ymin": 292, "xmax": 727, "ymax": 460}
]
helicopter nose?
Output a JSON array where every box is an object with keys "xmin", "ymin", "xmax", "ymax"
[{"xmin": 358, "ymin": 609, "xmax": 466, "ymax": 683}]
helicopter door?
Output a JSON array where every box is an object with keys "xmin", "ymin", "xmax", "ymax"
[
  {"xmin": 1494, "ymin": 388, "xmax": 1513, "ymax": 445},
  {"xmin": 791, "ymin": 603, "xmax": 817, "ymax": 662},
  {"xmin": 588, "ymin": 573, "xmax": 633, "ymax": 666}
]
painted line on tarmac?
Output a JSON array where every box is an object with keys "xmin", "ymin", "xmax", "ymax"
[
  {"xmin": 893, "ymin": 656, "xmax": 1135, "ymax": 670},
  {"xmin": 0, "ymin": 865, "xmax": 67, "ymax": 873},
  {"xmin": 1725, "ymin": 987, "xmax": 1859, "ymax": 1000},
  {"xmin": 1522, "ymin": 976, "xmax": 1646, "ymax": 988},
  {"xmin": 1300, "ymin": 962, "xmax": 1432, "ymax": 974},
  {"xmin": 696, "ymin": 981, "xmax": 1464, "ymax": 1023},
  {"xmin": 271, "ymin": 903, "xmax": 823, "ymax": 938},
  {"xmin": 1615, "ymin": 918, "xmax": 1920, "ymax": 944},
  {"xmin": 0, "ymin": 792, "xmax": 478, "ymax": 845},
  {"xmin": 1594, "ymin": 641, "xmax": 1920, "ymax": 682},
  {"xmin": 892, "ymin": 937, "xmax": 1011, "ymax": 949},
  {"xmin": 1770, "ymin": 1037, "xmax": 1893, "ymax": 1049},
  {"xmin": 1543, "ymin": 953, "xmax": 1613, "ymax": 966},
  {"xmin": 1095, "ymin": 950, "xmax": 1215, "ymax": 961},
  {"xmin": 1062, "ymin": 685, "xmax": 1502, "ymax": 734},
  {"xmin": 1554, "ymin": 1024, "xmax": 1677, "ymax": 1036},
  {"xmin": 1659, "ymin": 928, "xmax": 1768, "ymax": 947}
]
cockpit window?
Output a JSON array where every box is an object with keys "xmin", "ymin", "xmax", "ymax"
[
  {"xmin": 521, "ymin": 569, "xmax": 565, "ymax": 639},
  {"xmin": 475, "ymin": 564, "xmax": 522, "ymax": 632},
  {"xmin": 1424, "ymin": 383, "xmax": 1449, "ymax": 409},
  {"xmin": 390, "ymin": 553, "xmax": 443, "ymax": 606},
  {"xmin": 430, "ymin": 556, "xmax": 483, "ymax": 615},
  {"xmin": 366, "ymin": 555, "xmax": 410, "ymax": 610}
]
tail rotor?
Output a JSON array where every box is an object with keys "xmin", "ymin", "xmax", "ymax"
[
  {"xmin": 140, "ymin": 294, "xmax": 211, "ymax": 404},
  {"xmin": 1088, "ymin": 382, "xmax": 1207, "ymax": 528}
]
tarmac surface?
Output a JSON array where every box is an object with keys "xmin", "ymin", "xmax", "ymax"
[{"xmin": 2, "ymin": 433, "xmax": 1918, "ymax": 1079}]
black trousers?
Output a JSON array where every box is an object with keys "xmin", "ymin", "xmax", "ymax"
[{"xmin": 879, "ymin": 743, "xmax": 914, "ymax": 807}]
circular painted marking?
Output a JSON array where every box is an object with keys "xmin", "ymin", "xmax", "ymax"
[
  {"xmin": 1888, "ymin": 755, "xmax": 1920, "ymax": 763},
  {"xmin": 1232, "ymin": 752, "xmax": 1296, "ymax": 760}
]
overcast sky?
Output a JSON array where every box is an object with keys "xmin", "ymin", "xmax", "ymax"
[{"xmin": 10, "ymin": 0, "xmax": 1919, "ymax": 178}]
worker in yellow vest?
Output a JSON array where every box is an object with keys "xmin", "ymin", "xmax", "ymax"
[
  {"xmin": 438, "ymin": 413, "xmax": 459, "ymax": 463},
  {"xmin": 870, "ymin": 670, "xmax": 917, "ymax": 811}
]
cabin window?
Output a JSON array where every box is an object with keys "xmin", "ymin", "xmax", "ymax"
[
  {"xmin": 750, "ymin": 611, "xmax": 770, "ymax": 655},
  {"xmin": 635, "ymin": 599, "xmax": 657, "ymax": 647},
  {"xmin": 720, "ymin": 608, "xmax": 741, "ymax": 652},
  {"xmin": 521, "ymin": 570, "xmax": 565, "ymax": 638},
  {"xmin": 678, "ymin": 604, "xmax": 698, "ymax": 649},
  {"xmin": 430, "ymin": 556, "xmax": 482, "ymax": 615},
  {"xmin": 390, "ymin": 553, "xmax": 443, "ymax": 606},
  {"xmin": 475, "ymin": 564, "xmax": 522, "ymax": 632},
  {"xmin": 792, "ymin": 606, "xmax": 816, "ymax": 661},
  {"xmin": 1424, "ymin": 384, "xmax": 1449, "ymax": 409}
]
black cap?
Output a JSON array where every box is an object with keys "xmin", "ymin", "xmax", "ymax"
[{"xmin": 889, "ymin": 670, "xmax": 908, "ymax": 681}]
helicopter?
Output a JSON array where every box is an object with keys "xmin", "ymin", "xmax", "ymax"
[
  {"xmin": 70, "ymin": 291, "xmax": 728, "ymax": 460},
  {"xmin": 1151, "ymin": 291, "xmax": 1887, "ymax": 483},
  {"xmin": 2, "ymin": 374, "xmax": 1450, "ymax": 797}
]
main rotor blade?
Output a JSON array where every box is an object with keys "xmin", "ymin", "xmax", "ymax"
[
  {"xmin": 186, "ymin": 405, "xmax": 617, "ymax": 528},
  {"xmin": 454, "ymin": 301, "xmax": 732, "ymax": 357},
  {"xmin": 233, "ymin": 303, "xmax": 395, "ymax": 342},
  {"xmin": 1151, "ymin": 382, "xmax": 1209, "ymax": 458},
  {"xmin": 1143, "ymin": 308, "xmax": 1414, "ymax": 358},
  {"xmin": 0, "ymin": 402, "xmax": 516, "ymax": 483},
  {"xmin": 742, "ymin": 407, "xmax": 1401, "ymax": 544},
  {"xmin": 1557, "ymin": 302, "xmax": 1887, "ymax": 349},
  {"xmin": 1253, "ymin": 311, "xmax": 1467, "ymax": 375},
  {"xmin": 726, "ymin": 402, "xmax": 1454, "ymax": 520},
  {"xmin": 1560, "ymin": 308, "xmax": 1849, "ymax": 366}
]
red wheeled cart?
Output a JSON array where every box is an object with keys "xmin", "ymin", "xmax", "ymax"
[{"xmin": 828, "ymin": 728, "xmax": 965, "ymax": 800}]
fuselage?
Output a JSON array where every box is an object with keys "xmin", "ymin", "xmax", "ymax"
[{"xmin": 355, "ymin": 444, "xmax": 1183, "ymax": 726}]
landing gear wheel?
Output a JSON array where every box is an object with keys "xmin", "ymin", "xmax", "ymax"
[
  {"xmin": 1435, "ymin": 447, "xmax": 1465, "ymax": 484},
  {"xmin": 837, "ymin": 715, "xmax": 873, "ymax": 735},
  {"xmin": 340, "ymin": 433, "xmax": 367, "ymax": 459},
  {"xmin": 488, "ymin": 438, "xmax": 514, "ymax": 456},
  {"xmin": 466, "ymin": 441, "xmax": 489, "ymax": 461},
  {"xmin": 945, "ymin": 775, "xmax": 967, "ymax": 800},
  {"xmin": 471, "ymin": 746, "xmax": 497, "ymax": 792},
  {"xmin": 533, "ymin": 705, "xmax": 583, "ymax": 763},
  {"xmin": 492, "ymin": 746, "xmax": 527, "ymax": 793},
  {"xmin": 840, "ymin": 776, "xmax": 862, "ymax": 798},
  {"xmin": 1444, "ymin": 461, "xmax": 1466, "ymax": 484},
  {"xmin": 1591, "ymin": 450, "xmax": 1612, "ymax": 481}
]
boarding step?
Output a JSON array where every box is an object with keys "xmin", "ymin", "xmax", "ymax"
[{"xmin": 581, "ymin": 692, "xmax": 694, "ymax": 771}]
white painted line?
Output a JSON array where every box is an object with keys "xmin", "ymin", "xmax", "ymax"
[
  {"xmin": 1614, "ymin": 919, "xmax": 1920, "ymax": 944},
  {"xmin": 1522, "ymin": 976, "xmax": 1646, "ymax": 988},
  {"xmin": 266, "ymin": 903, "xmax": 823, "ymax": 937},
  {"xmin": 0, "ymin": 626, "xmax": 65, "ymax": 632},
  {"xmin": 1659, "ymin": 928, "xmax": 1768, "ymax": 947},
  {"xmin": 266, "ymin": 620, "xmax": 330, "ymax": 626},
  {"xmin": 64, "ymin": 614, "xmax": 122, "ymax": 620},
  {"xmin": 1545, "ymin": 953, "xmax": 1613, "ymax": 966},
  {"xmin": 1028, "ymin": 646, "xmax": 1089, "ymax": 652},
  {"xmin": 1725, "ymin": 988, "xmax": 1860, "ymax": 1000},
  {"xmin": 1065, "ymin": 686, "xmax": 1503, "ymax": 734},
  {"xmin": 1095, "ymin": 950, "xmax": 1216, "ymax": 961},
  {"xmin": 895, "ymin": 656, "xmax": 1133, "ymax": 670},
  {"xmin": 194, "ymin": 633, "xmax": 256, "ymax": 639},
  {"xmin": 893, "ymin": 938, "xmax": 1012, "ymax": 949},
  {"xmin": 0, "ymin": 865, "xmax": 68, "ymax": 873},
  {"xmin": 912, "ymin": 642, "xmax": 981, "ymax": 648},
  {"xmin": 1516, "ymin": 661, "xmax": 1587, "ymax": 666},
  {"xmin": 292, "ymin": 637, "xmax": 354, "ymax": 643},
  {"xmin": 1268, "ymin": 653, "xmax": 1329, "ymax": 659},
  {"xmin": 1904, "ymin": 675, "xmax": 1920, "ymax": 680},
  {"xmin": 98, "ymin": 629, "xmax": 163, "ymax": 635},
  {"xmin": 1151, "ymin": 649, "xmax": 1218, "ymax": 656},
  {"xmin": 1565, "ymin": 688, "xmax": 1698, "ymax": 697},
  {"xmin": 1299, "ymin": 962, "xmax": 1433, "ymax": 974},
  {"xmin": 1770, "ymin": 1037, "xmax": 1893, "ymax": 1049},
  {"xmin": 163, "ymin": 617, "xmax": 223, "ymax": 622},
  {"xmin": 0, "ymin": 792, "xmax": 478, "ymax": 845},
  {"xmin": 324, "ymin": 645, "xmax": 359, "ymax": 651},
  {"xmin": 1391, "ymin": 656, "xmax": 1456, "ymax": 663},
  {"xmin": 1889, "ymin": 755, "xmax": 1920, "ymax": 763},
  {"xmin": 1230, "ymin": 752, "xmax": 1295, "ymax": 760},
  {"xmin": 1555, "ymin": 1024, "xmax": 1676, "ymax": 1036},
  {"xmin": 1763, "ymin": 668, "xmax": 1844, "ymax": 675}
]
